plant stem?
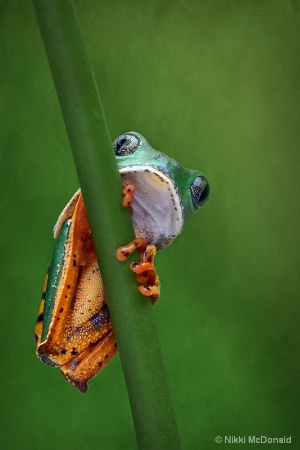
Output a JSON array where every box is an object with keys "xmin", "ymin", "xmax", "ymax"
[{"xmin": 32, "ymin": 1, "xmax": 181, "ymax": 449}]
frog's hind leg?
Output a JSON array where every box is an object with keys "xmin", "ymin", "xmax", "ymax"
[{"xmin": 60, "ymin": 330, "xmax": 117, "ymax": 393}]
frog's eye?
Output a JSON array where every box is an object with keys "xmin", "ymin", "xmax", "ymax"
[
  {"xmin": 114, "ymin": 134, "xmax": 140, "ymax": 156},
  {"xmin": 190, "ymin": 176, "xmax": 210, "ymax": 208}
]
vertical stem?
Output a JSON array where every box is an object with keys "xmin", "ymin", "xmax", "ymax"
[{"xmin": 32, "ymin": 1, "xmax": 181, "ymax": 449}]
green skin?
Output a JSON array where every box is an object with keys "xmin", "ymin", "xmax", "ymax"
[
  {"xmin": 41, "ymin": 219, "xmax": 70, "ymax": 344},
  {"xmin": 115, "ymin": 132, "xmax": 209, "ymax": 249}
]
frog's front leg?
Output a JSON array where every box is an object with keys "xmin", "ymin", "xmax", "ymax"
[
  {"xmin": 130, "ymin": 243, "xmax": 160, "ymax": 300},
  {"xmin": 116, "ymin": 239, "xmax": 160, "ymax": 300},
  {"xmin": 116, "ymin": 184, "xmax": 160, "ymax": 300},
  {"xmin": 122, "ymin": 184, "xmax": 135, "ymax": 207},
  {"xmin": 131, "ymin": 263, "xmax": 160, "ymax": 300}
]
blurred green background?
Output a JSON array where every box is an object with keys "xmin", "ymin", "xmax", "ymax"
[{"xmin": 1, "ymin": 0, "xmax": 300, "ymax": 449}]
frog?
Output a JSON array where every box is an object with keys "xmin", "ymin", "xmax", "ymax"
[{"xmin": 35, "ymin": 132, "xmax": 210, "ymax": 392}]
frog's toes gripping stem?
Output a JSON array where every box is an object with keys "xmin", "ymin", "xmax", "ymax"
[
  {"xmin": 116, "ymin": 238, "xmax": 147, "ymax": 262},
  {"xmin": 122, "ymin": 184, "xmax": 135, "ymax": 207},
  {"xmin": 138, "ymin": 280, "xmax": 160, "ymax": 300},
  {"xmin": 116, "ymin": 238, "xmax": 160, "ymax": 300},
  {"xmin": 130, "ymin": 261, "xmax": 160, "ymax": 300}
]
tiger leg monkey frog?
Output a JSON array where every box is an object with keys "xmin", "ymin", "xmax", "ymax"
[{"xmin": 35, "ymin": 132, "xmax": 210, "ymax": 392}]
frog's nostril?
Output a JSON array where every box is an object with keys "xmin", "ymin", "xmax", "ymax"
[{"xmin": 190, "ymin": 176, "xmax": 210, "ymax": 208}]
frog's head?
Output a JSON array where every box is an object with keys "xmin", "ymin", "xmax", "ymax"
[{"xmin": 114, "ymin": 132, "xmax": 210, "ymax": 250}]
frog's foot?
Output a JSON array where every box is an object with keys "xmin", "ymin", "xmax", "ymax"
[
  {"xmin": 130, "ymin": 262, "xmax": 160, "ymax": 301},
  {"xmin": 116, "ymin": 238, "xmax": 148, "ymax": 262},
  {"xmin": 116, "ymin": 239, "xmax": 160, "ymax": 300},
  {"xmin": 122, "ymin": 184, "xmax": 135, "ymax": 207},
  {"xmin": 139, "ymin": 276, "xmax": 160, "ymax": 302}
]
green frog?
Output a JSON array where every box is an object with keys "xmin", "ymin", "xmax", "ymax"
[{"xmin": 35, "ymin": 132, "xmax": 209, "ymax": 392}]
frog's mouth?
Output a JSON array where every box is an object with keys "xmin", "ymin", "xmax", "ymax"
[{"xmin": 119, "ymin": 165, "xmax": 183, "ymax": 249}]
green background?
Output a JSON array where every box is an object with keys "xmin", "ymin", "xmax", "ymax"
[{"xmin": 1, "ymin": 1, "xmax": 299, "ymax": 449}]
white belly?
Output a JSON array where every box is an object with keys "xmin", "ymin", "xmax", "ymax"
[{"xmin": 120, "ymin": 165, "xmax": 183, "ymax": 249}]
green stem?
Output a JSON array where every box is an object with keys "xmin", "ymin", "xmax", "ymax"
[{"xmin": 32, "ymin": 1, "xmax": 181, "ymax": 449}]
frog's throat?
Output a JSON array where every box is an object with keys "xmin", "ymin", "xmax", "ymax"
[{"xmin": 119, "ymin": 165, "xmax": 183, "ymax": 250}]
